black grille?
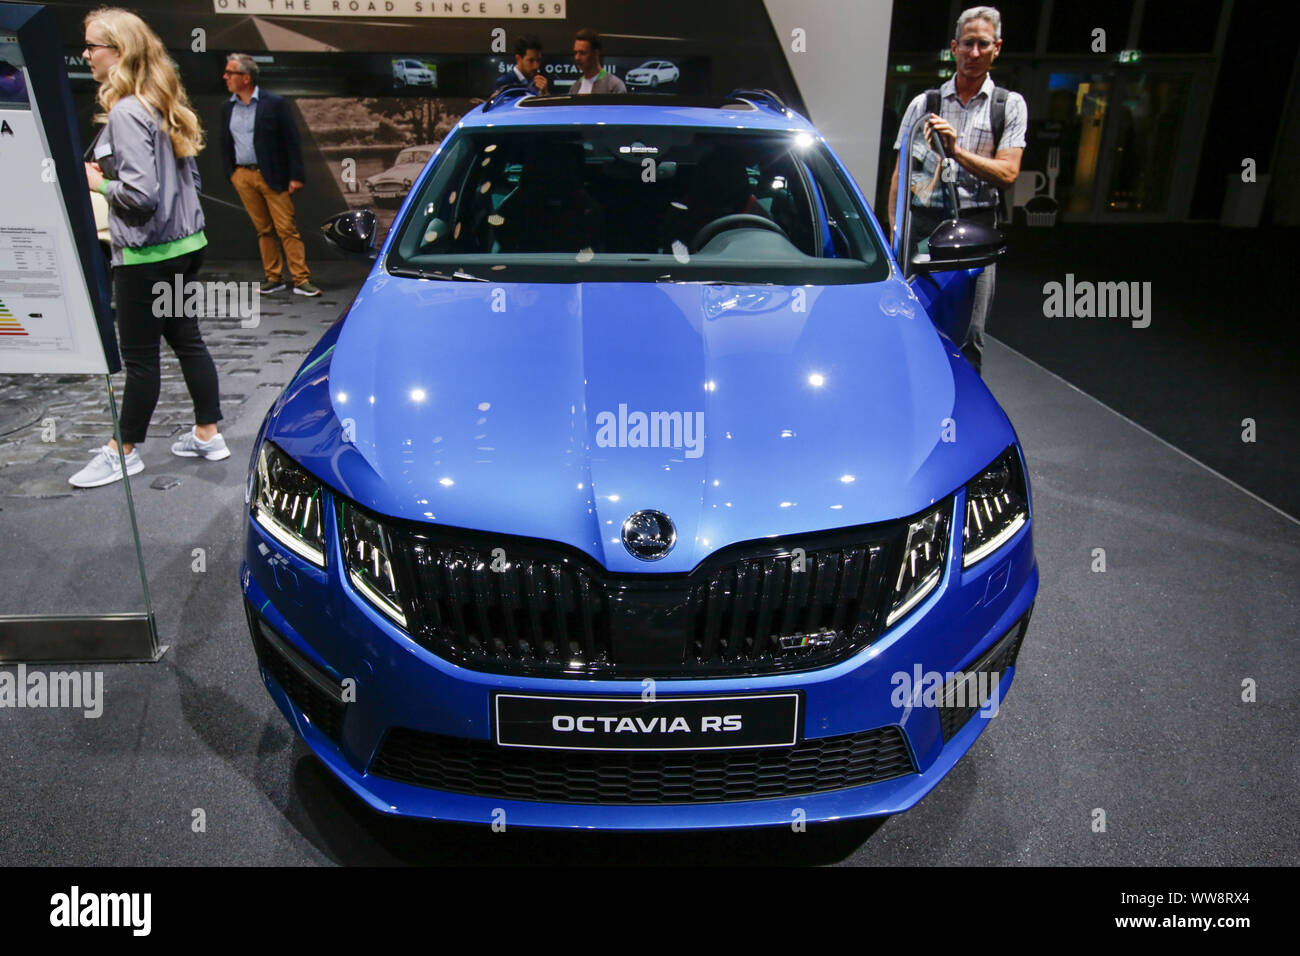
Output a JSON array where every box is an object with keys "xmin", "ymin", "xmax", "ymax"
[
  {"xmin": 246, "ymin": 604, "xmax": 347, "ymax": 742},
  {"xmin": 369, "ymin": 726, "xmax": 915, "ymax": 804},
  {"xmin": 685, "ymin": 546, "xmax": 884, "ymax": 669},
  {"xmin": 938, "ymin": 607, "xmax": 1032, "ymax": 741},
  {"xmin": 386, "ymin": 518, "xmax": 901, "ymax": 679},
  {"xmin": 402, "ymin": 543, "xmax": 611, "ymax": 670}
]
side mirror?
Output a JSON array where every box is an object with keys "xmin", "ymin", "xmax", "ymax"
[
  {"xmin": 910, "ymin": 218, "xmax": 1005, "ymax": 274},
  {"xmin": 322, "ymin": 209, "xmax": 378, "ymax": 258}
]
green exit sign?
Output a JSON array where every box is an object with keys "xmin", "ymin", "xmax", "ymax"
[
  {"xmin": 1118, "ymin": 49, "xmax": 1142, "ymax": 63},
  {"xmin": 895, "ymin": 64, "xmax": 912, "ymax": 73},
  {"xmin": 939, "ymin": 49, "xmax": 954, "ymax": 61}
]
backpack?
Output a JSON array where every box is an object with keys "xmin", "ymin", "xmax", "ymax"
[{"xmin": 925, "ymin": 85, "xmax": 1010, "ymax": 221}]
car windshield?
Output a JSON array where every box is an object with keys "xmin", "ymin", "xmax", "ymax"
[
  {"xmin": 399, "ymin": 149, "xmax": 433, "ymax": 165},
  {"xmin": 386, "ymin": 124, "xmax": 889, "ymax": 284}
]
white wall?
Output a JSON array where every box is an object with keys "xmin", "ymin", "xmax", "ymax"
[{"xmin": 762, "ymin": 0, "xmax": 894, "ymax": 202}]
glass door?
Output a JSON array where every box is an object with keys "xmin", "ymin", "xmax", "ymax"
[
  {"xmin": 1042, "ymin": 67, "xmax": 1201, "ymax": 222},
  {"xmin": 1099, "ymin": 71, "xmax": 1196, "ymax": 218},
  {"xmin": 1044, "ymin": 71, "xmax": 1115, "ymax": 220}
]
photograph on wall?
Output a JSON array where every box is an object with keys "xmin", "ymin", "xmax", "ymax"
[
  {"xmin": 296, "ymin": 95, "xmax": 469, "ymax": 236},
  {"xmin": 390, "ymin": 56, "xmax": 437, "ymax": 90},
  {"xmin": 478, "ymin": 53, "xmax": 711, "ymax": 98},
  {"xmin": 0, "ymin": 32, "xmax": 29, "ymax": 107}
]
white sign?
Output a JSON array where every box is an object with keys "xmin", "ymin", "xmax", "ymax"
[
  {"xmin": 0, "ymin": 227, "xmax": 77, "ymax": 354},
  {"xmin": 0, "ymin": 46, "xmax": 108, "ymax": 374},
  {"xmin": 211, "ymin": 0, "xmax": 565, "ymax": 17}
]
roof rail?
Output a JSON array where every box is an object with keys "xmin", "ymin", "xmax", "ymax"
[
  {"xmin": 483, "ymin": 85, "xmax": 534, "ymax": 113},
  {"xmin": 725, "ymin": 88, "xmax": 792, "ymax": 114},
  {"xmin": 516, "ymin": 93, "xmax": 758, "ymax": 110}
]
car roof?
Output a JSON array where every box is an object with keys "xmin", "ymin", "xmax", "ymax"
[{"xmin": 461, "ymin": 93, "xmax": 817, "ymax": 134}]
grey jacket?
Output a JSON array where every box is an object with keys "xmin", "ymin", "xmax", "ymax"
[
  {"xmin": 577, "ymin": 70, "xmax": 627, "ymax": 94},
  {"xmin": 92, "ymin": 95, "xmax": 205, "ymax": 266}
]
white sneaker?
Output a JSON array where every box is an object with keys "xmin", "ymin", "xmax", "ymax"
[
  {"xmin": 171, "ymin": 428, "xmax": 231, "ymax": 460},
  {"xmin": 69, "ymin": 445, "xmax": 144, "ymax": 488}
]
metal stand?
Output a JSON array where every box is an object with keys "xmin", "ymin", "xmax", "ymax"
[
  {"xmin": 0, "ymin": 375, "xmax": 165, "ymax": 664},
  {"xmin": 0, "ymin": 613, "xmax": 165, "ymax": 663}
]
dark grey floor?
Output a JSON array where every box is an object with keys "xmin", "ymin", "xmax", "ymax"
[
  {"xmin": 0, "ymin": 261, "xmax": 1296, "ymax": 865},
  {"xmin": 993, "ymin": 223, "xmax": 1299, "ymax": 520}
]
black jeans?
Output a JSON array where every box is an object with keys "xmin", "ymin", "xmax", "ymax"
[{"xmin": 113, "ymin": 249, "xmax": 222, "ymax": 445}]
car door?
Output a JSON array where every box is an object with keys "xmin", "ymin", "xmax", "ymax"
[{"xmin": 892, "ymin": 113, "xmax": 983, "ymax": 349}]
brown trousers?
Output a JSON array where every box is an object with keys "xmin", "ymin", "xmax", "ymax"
[{"xmin": 231, "ymin": 166, "xmax": 310, "ymax": 285}]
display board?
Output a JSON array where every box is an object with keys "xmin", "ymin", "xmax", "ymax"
[
  {"xmin": 0, "ymin": 3, "xmax": 156, "ymax": 665},
  {"xmin": 0, "ymin": 7, "xmax": 115, "ymax": 375}
]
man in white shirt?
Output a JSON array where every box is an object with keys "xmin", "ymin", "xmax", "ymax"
[
  {"xmin": 572, "ymin": 29, "xmax": 626, "ymax": 95},
  {"xmin": 888, "ymin": 6, "xmax": 1027, "ymax": 375}
]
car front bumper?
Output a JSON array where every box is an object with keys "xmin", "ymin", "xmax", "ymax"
[{"xmin": 241, "ymin": 495, "xmax": 1036, "ymax": 831}]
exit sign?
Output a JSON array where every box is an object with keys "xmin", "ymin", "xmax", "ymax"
[{"xmin": 1118, "ymin": 49, "xmax": 1142, "ymax": 63}]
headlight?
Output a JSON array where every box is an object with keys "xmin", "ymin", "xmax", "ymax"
[
  {"xmin": 963, "ymin": 446, "xmax": 1029, "ymax": 568},
  {"xmin": 886, "ymin": 503, "xmax": 950, "ymax": 626},
  {"xmin": 340, "ymin": 503, "xmax": 407, "ymax": 628},
  {"xmin": 251, "ymin": 442, "xmax": 326, "ymax": 566}
]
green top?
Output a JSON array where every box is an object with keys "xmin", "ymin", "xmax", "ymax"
[{"xmin": 121, "ymin": 229, "xmax": 208, "ymax": 265}]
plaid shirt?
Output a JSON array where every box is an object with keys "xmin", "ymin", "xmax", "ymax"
[{"xmin": 894, "ymin": 73, "xmax": 1027, "ymax": 210}]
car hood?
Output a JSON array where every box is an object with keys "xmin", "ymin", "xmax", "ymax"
[{"xmin": 269, "ymin": 272, "xmax": 1016, "ymax": 573}]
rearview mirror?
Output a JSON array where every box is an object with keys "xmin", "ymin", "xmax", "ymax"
[
  {"xmin": 321, "ymin": 209, "xmax": 378, "ymax": 258},
  {"xmin": 910, "ymin": 218, "xmax": 1005, "ymax": 274}
]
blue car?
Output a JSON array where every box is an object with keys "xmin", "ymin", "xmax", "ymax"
[{"xmin": 241, "ymin": 89, "xmax": 1037, "ymax": 831}]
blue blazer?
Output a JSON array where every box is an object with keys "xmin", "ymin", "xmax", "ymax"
[
  {"xmin": 219, "ymin": 89, "xmax": 305, "ymax": 193},
  {"xmin": 492, "ymin": 69, "xmax": 537, "ymax": 96}
]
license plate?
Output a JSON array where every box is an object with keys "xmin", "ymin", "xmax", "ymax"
[{"xmin": 494, "ymin": 692, "xmax": 801, "ymax": 751}]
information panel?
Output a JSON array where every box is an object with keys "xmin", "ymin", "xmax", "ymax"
[{"xmin": 0, "ymin": 31, "xmax": 108, "ymax": 374}]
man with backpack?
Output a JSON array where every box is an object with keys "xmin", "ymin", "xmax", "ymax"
[{"xmin": 888, "ymin": 6, "xmax": 1027, "ymax": 375}]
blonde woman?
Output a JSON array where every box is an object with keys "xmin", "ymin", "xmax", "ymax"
[{"xmin": 72, "ymin": 7, "xmax": 228, "ymax": 488}]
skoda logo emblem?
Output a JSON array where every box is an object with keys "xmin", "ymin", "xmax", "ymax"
[{"xmin": 622, "ymin": 510, "xmax": 676, "ymax": 561}]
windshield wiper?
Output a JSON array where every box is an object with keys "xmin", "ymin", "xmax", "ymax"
[
  {"xmin": 655, "ymin": 276, "xmax": 780, "ymax": 285},
  {"xmin": 388, "ymin": 265, "xmax": 489, "ymax": 282}
]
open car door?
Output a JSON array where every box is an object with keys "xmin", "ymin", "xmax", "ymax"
[{"xmin": 892, "ymin": 114, "xmax": 1004, "ymax": 351}]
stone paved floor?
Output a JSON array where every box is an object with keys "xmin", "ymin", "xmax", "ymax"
[{"xmin": 0, "ymin": 260, "xmax": 367, "ymax": 498}]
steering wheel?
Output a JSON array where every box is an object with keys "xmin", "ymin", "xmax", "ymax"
[{"xmin": 690, "ymin": 213, "xmax": 788, "ymax": 252}]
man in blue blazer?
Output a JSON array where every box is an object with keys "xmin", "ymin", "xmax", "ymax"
[
  {"xmin": 491, "ymin": 34, "xmax": 548, "ymax": 98},
  {"xmin": 220, "ymin": 54, "xmax": 319, "ymax": 296}
]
